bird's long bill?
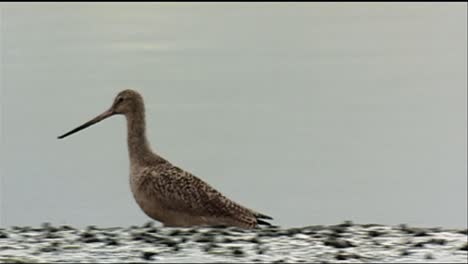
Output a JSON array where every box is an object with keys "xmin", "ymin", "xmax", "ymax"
[{"xmin": 57, "ymin": 109, "xmax": 114, "ymax": 139}]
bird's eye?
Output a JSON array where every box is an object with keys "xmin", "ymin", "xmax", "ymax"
[{"xmin": 118, "ymin": 97, "xmax": 124, "ymax": 103}]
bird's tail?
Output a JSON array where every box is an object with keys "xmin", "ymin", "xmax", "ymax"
[{"xmin": 255, "ymin": 212, "xmax": 274, "ymax": 227}]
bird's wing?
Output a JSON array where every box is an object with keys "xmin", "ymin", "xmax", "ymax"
[{"xmin": 141, "ymin": 163, "xmax": 272, "ymax": 227}]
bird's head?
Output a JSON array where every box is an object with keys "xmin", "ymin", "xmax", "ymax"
[{"xmin": 57, "ymin": 89, "xmax": 144, "ymax": 139}]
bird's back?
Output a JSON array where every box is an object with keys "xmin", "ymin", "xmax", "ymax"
[{"xmin": 129, "ymin": 158, "xmax": 272, "ymax": 228}]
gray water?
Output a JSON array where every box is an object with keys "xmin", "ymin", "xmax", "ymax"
[{"xmin": 0, "ymin": 3, "xmax": 466, "ymax": 229}]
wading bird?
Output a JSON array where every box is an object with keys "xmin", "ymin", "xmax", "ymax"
[{"xmin": 58, "ymin": 89, "xmax": 273, "ymax": 228}]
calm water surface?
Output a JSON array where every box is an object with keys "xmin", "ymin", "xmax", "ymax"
[{"xmin": 0, "ymin": 3, "xmax": 466, "ymax": 229}]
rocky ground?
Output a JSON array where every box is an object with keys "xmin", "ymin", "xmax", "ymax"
[{"xmin": 0, "ymin": 221, "xmax": 467, "ymax": 263}]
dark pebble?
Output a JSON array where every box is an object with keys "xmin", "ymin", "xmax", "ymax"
[
  {"xmin": 81, "ymin": 232, "xmax": 95, "ymax": 239},
  {"xmin": 413, "ymin": 242, "xmax": 425, "ymax": 248},
  {"xmin": 400, "ymin": 225, "xmax": 429, "ymax": 237},
  {"xmin": 324, "ymin": 238, "xmax": 354, "ymax": 248},
  {"xmin": 48, "ymin": 227, "xmax": 59, "ymax": 233},
  {"xmin": 232, "ymin": 247, "xmax": 244, "ymax": 257},
  {"xmin": 172, "ymin": 245, "xmax": 180, "ymax": 252},
  {"xmin": 146, "ymin": 227, "xmax": 158, "ymax": 233},
  {"xmin": 140, "ymin": 233, "xmax": 156, "ymax": 244},
  {"xmin": 50, "ymin": 241, "xmax": 60, "ymax": 247},
  {"xmin": 329, "ymin": 225, "xmax": 347, "ymax": 234},
  {"xmin": 249, "ymin": 237, "xmax": 261, "ymax": 244},
  {"xmin": 427, "ymin": 238, "xmax": 446, "ymax": 245},
  {"xmin": 44, "ymin": 232, "xmax": 62, "ymax": 239},
  {"xmin": 103, "ymin": 232, "xmax": 117, "ymax": 237},
  {"xmin": 425, "ymin": 253, "xmax": 434, "ymax": 260},
  {"xmin": 0, "ymin": 232, "xmax": 8, "ymax": 239},
  {"xmin": 400, "ymin": 249, "xmax": 411, "ymax": 256},
  {"xmin": 60, "ymin": 225, "xmax": 74, "ymax": 231},
  {"xmin": 189, "ymin": 228, "xmax": 201, "ymax": 235},
  {"xmin": 414, "ymin": 229, "xmax": 429, "ymax": 237},
  {"xmin": 195, "ymin": 236, "xmax": 213, "ymax": 243},
  {"xmin": 83, "ymin": 237, "xmax": 101, "ymax": 243},
  {"xmin": 222, "ymin": 237, "xmax": 234, "ymax": 243},
  {"xmin": 360, "ymin": 223, "xmax": 382, "ymax": 228},
  {"xmin": 335, "ymin": 253, "xmax": 348, "ymax": 260},
  {"xmin": 285, "ymin": 228, "xmax": 302, "ymax": 236},
  {"xmin": 399, "ymin": 223, "xmax": 408, "ymax": 230},
  {"xmin": 326, "ymin": 232, "xmax": 341, "ymax": 238},
  {"xmin": 338, "ymin": 220, "xmax": 353, "ymax": 227},
  {"xmin": 142, "ymin": 251, "xmax": 157, "ymax": 260},
  {"xmin": 335, "ymin": 251, "xmax": 360, "ymax": 260},
  {"xmin": 168, "ymin": 229, "xmax": 182, "ymax": 236},
  {"xmin": 80, "ymin": 232, "xmax": 100, "ymax": 243},
  {"xmin": 0, "ymin": 246, "xmax": 15, "ymax": 250},
  {"xmin": 459, "ymin": 243, "xmax": 468, "ymax": 251},
  {"xmin": 131, "ymin": 232, "xmax": 145, "ymax": 241},
  {"xmin": 40, "ymin": 246, "xmax": 58, "ymax": 253},
  {"xmin": 87, "ymin": 225, "xmax": 98, "ymax": 231},
  {"xmin": 368, "ymin": 230, "xmax": 383, "ymax": 237},
  {"xmin": 106, "ymin": 238, "xmax": 120, "ymax": 246},
  {"xmin": 457, "ymin": 229, "xmax": 468, "ymax": 236},
  {"xmin": 160, "ymin": 238, "xmax": 178, "ymax": 248}
]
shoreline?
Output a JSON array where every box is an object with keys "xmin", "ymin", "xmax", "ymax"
[{"xmin": 1, "ymin": 222, "xmax": 467, "ymax": 263}]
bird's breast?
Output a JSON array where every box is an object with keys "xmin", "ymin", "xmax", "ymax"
[{"xmin": 129, "ymin": 172, "xmax": 167, "ymax": 222}]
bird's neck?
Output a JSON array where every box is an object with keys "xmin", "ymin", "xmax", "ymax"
[{"xmin": 125, "ymin": 108, "xmax": 161, "ymax": 166}]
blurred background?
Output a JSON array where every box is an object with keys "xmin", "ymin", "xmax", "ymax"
[{"xmin": 0, "ymin": 2, "xmax": 466, "ymax": 229}]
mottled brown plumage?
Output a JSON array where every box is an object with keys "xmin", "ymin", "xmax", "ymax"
[{"xmin": 58, "ymin": 89, "xmax": 272, "ymax": 228}]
